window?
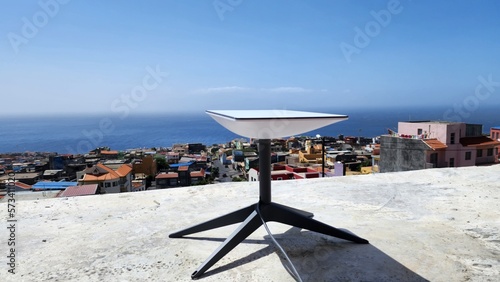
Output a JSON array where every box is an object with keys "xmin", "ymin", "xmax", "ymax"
[
  {"xmin": 477, "ymin": 149, "xmax": 483, "ymax": 157},
  {"xmin": 449, "ymin": 158, "xmax": 455, "ymax": 167},
  {"xmin": 450, "ymin": 133, "xmax": 455, "ymax": 144},
  {"xmin": 487, "ymin": 148, "xmax": 493, "ymax": 156},
  {"xmin": 417, "ymin": 128, "xmax": 423, "ymax": 135},
  {"xmin": 465, "ymin": 151, "xmax": 471, "ymax": 160}
]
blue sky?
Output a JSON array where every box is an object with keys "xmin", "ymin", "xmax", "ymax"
[{"xmin": 1, "ymin": 0, "xmax": 499, "ymax": 115}]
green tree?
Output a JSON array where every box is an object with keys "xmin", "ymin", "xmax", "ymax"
[
  {"xmin": 155, "ymin": 156, "xmax": 169, "ymax": 171},
  {"xmin": 355, "ymin": 159, "xmax": 372, "ymax": 172},
  {"xmin": 192, "ymin": 179, "xmax": 211, "ymax": 186},
  {"xmin": 232, "ymin": 176, "xmax": 244, "ymax": 182},
  {"xmin": 146, "ymin": 175, "xmax": 154, "ymax": 188},
  {"xmin": 211, "ymin": 166, "xmax": 220, "ymax": 178}
]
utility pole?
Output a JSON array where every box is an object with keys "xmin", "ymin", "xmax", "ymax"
[{"xmin": 316, "ymin": 134, "xmax": 325, "ymax": 177}]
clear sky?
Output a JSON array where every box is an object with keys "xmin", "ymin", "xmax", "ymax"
[{"xmin": 1, "ymin": 0, "xmax": 499, "ymax": 115}]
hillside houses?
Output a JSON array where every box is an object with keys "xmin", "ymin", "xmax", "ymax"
[{"xmin": 2, "ymin": 120, "xmax": 499, "ymax": 199}]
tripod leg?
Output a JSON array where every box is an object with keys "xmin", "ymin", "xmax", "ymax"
[
  {"xmin": 170, "ymin": 204, "xmax": 255, "ymax": 238},
  {"xmin": 272, "ymin": 202, "xmax": 314, "ymax": 218},
  {"xmin": 266, "ymin": 203, "xmax": 369, "ymax": 244},
  {"xmin": 191, "ymin": 210, "xmax": 263, "ymax": 279}
]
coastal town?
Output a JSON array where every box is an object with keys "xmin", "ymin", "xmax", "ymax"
[{"xmin": 1, "ymin": 120, "xmax": 499, "ymax": 199}]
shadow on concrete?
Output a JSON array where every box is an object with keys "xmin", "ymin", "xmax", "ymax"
[
  {"xmin": 185, "ymin": 227, "xmax": 429, "ymax": 281},
  {"xmin": 275, "ymin": 228, "xmax": 429, "ymax": 281},
  {"xmin": 201, "ymin": 245, "xmax": 276, "ymax": 279}
]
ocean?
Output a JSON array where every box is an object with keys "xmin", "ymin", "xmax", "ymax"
[{"xmin": 1, "ymin": 106, "xmax": 499, "ymax": 154}]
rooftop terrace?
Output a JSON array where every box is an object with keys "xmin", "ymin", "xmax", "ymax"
[{"xmin": 1, "ymin": 165, "xmax": 499, "ymax": 281}]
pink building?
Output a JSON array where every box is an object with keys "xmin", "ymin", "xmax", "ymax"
[
  {"xmin": 380, "ymin": 121, "xmax": 500, "ymax": 172},
  {"xmin": 490, "ymin": 126, "xmax": 500, "ymax": 159}
]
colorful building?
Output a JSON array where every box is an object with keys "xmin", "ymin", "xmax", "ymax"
[
  {"xmin": 380, "ymin": 121, "xmax": 500, "ymax": 172},
  {"xmin": 491, "ymin": 126, "xmax": 500, "ymax": 159},
  {"xmin": 248, "ymin": 164, "xmax": 321, "ymax": 182},
  {"xmin": 78, "ymin": 163, "xmax": 133, "ymax": 193}
]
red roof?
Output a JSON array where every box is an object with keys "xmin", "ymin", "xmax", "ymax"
[
  {"xmin": 115, "ymin": 164, "xmax": 133, "ymax": 177},
  {"xmin": 190, "ymin": 169, "xmax": 205, "ymax": 178},
  {"xmin": 132, "ymin": 182, "xmax": 144, "ymax": 188},
  {"xmin": 82, "ymin": 163, "xmax": 119, "ymax": 181},
  {"xmin": 423, "ymin": 139, "xmax": 448, "ymax": 150},
  {"xmin": 60, "ymin": 184, "xmax": 98, "ymax": 197},
  {"xmin": 15, "ymin": 181, "xmax": 32, "ymax": 190},
  {"xmin": 178, "ymin": 166, "xmax": 189, "ymax": 172},
  {"xmin": 82, "ymin": 163, "xmax": 131, "ymax": 182},
  {"xmin": 156, "ymin": 173, "xmax": 179, "ymax": 179},
  {"xmin": 460, "ymin": 136, "xmax": 500, "ymax": 147}
]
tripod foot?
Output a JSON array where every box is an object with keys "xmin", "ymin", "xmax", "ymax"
[
  {"xmin": 191, "ymin": 210, "xmax": 263, "ymax": 279},
  {"xmin": 172, "ymin": 201, "xmax": 368, "ymax": 279},
  {"xmin": 266, "ymin": 202, "xmax": 368, "ymax": 244}
]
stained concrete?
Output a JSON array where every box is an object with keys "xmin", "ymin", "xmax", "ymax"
[
  {"xmin": 1, "ymin": 165, "xmax": 499, "ymax": 281},
  {"xmin": 380, "ymin": 135, "xmax": 430, "ymax": 172}
]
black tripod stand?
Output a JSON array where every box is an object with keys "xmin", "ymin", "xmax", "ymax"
[{"xmin": 170, "ymin": 139, "xmax": 369, "ymax": 279}]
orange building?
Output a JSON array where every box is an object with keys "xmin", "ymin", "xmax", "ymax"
[{"xmin": 79, "ymin": 163, "xmax": 133, "ymax": 193}]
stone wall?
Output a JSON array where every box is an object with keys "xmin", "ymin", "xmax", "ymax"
[{"xmin": 380, "ymin": 136, "xmax": 429, "ymax": 172}]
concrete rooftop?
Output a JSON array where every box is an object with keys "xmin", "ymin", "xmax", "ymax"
[{"xmin": 1, "ymin": 165, "xmax": 499, "ymax": 281}]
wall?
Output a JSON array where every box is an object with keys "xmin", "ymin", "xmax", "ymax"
[
  {"xmin": 475, "ymin": 148, "xmax": 495, "ymax": 164},
  {"xmin": 105, "ymin": 180, "xmax": 121, "ymax": 193},
  {"xmin": 397, "ymin": 121, "xmax": 466, "ymax": 143},
  {"xmin": 248, "ymin": 169, "xmax": 259, "ymax": 182},
  {"xmin": 380, "ymin": 136, "xmax": 429, "ymax": 172},
  {"xmin": 490, "ymin": 128, "xmax": 500, "ymax": 141},
  {"xmin": 491, "ymin": 128, "xmax": 500, "ymax": 161},
  {"xmin": 443, "ymin": 123, "xmax": 467, "ymax": 167},
  {"xmin": 133, "ymin": 155, "xmax": 157, "ymax": 176},
  {"xmin": 425, "ymin": 150, "xmax": 447, "ymax": 168},
  {"xmin": 121, "ymin": 174, "xmax": 132, "ymax": 192}
]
